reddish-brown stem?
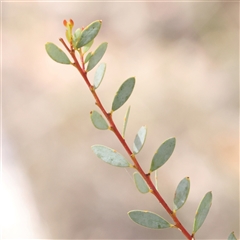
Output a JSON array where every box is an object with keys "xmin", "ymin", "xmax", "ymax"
[{"xmin": 60, "ymin": 38, "xmax": 193, "ymax": 240}]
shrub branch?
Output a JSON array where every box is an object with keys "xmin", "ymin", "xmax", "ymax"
[{"xmin": 59, "ymin": 37, "xmax": 193, "ymax": 240}]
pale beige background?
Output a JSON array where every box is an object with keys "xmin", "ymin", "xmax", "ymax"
[{"xmin": 2, "ymin": 1, "xmax": 239, "ymax": 239}]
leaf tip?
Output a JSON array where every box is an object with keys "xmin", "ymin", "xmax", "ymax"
[{"xmin": 228, "ymin": 231, "xmax": 237, "ymax": 240}]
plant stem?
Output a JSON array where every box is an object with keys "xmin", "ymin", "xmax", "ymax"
[{"xmin": 60, "ymin": 38, "xmax": 193, "ymax": 240}]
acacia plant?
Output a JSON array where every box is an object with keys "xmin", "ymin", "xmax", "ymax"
[{"xmin": 45, "ymin": 19, "xmax": 237, "ymax": 240}]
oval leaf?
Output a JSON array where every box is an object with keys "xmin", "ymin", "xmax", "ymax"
[
  {"xmin": 87, "ymin": 42, "xmax": 108, "ymax": 72},
  {"xmin": 90, "ymin": 110, "xmax": 108, "ymax": 130},
  {"xmin": 193, "ymin": 191, "xmax": 212, "ymax": 234},
  {"xmin": 128, "ymin": 210, "xmax": 173, "ymax": 229},
  {"xmin": 91, "ymin": 145, "xmax": 130, "ymax": 167},
  {"xmin": 150, "ymin": 137, "xmax": 176, "ymax": 172},
  {"xmin": 45, "ymin": 42, "xmax": 71, "ymax": 64},
  {"xmin": 133, "ymin": 126, "xmax": 147, "ymax": 154},
  {"xmin": 93, "ymin": 62, "xmax": 106, "ymax": 89},
  {"xmin": 134, "ymin": 172, "xmax": 149, "ymax": 194},
  {"xmin": 122, "ymin": 106, "xmax": 131, "ymax": 138},
  {"xmin": 77, "ymin": 20, "xmax": 102, "ymax": 48},
  {"xmin": 228, "ymin": 232, "xmax": 237, "ymax": 240},
  {"xmin": 173, "ymin": 177, "xmax": 190, "ymax": 211},
  {"xmin": 112, "ymin": 77, "xmax": 135, "ymax": 112}
]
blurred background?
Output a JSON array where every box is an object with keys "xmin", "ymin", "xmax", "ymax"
[{"xmin": 2, "ymin": 1, "xmax": 239, "ymax": 239}]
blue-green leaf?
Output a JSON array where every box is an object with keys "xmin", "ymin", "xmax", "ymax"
[
  {"xmin": 173, "ymin": 177, "xmax": 190, "ymax": 211},
  {"xmin": 72, "ymin": 28, "xmax": 82, "ymax": 49},
  {"xmin": 85, "ymin": 52, "xmax": 92, "ymax": 63},
  {"xmin": 91, "ymin": 145, "xmax": 130, "ymax": 167},
  {"xmin": 93, "ymin": 62, "xmax": 106, "ymax": 89},
  {"xmin": 133, "ymin": 172, "xmax": 149, "ymax": 194},
  {"xmin": 87, "ymin": 42, "xmax": 108, "ymax": 72},
  {"xmin": 82, "ymin": 40, "xmax": 94, "ymax": 54},
  {"xmin": 133, "ymin": 126, "xmax": 147, "ymax": 154},
  {"xmin": 112, "ymin": 77, "xmax": 135, "ymax": 112},
  {"xmin": 193, "ymin": 191, "xmax": 212, "ymax": 234},
  {"xmin": 228, "ymin": 232, "xmax": 237, "ymax": 240},
  {"xmin": 77, "ymin": 20, "xmax": 102, "ymax": 48},
  {"xmin": 128, "ymin": 210, "xmax": 173, "ymax": 229},
  {"xmin": 90, "ymin": 110, "xmax": 108, "ymax": 130},
  {"xmin": 150, "ymin": 138, "xmax": 176, "ymax": 172},
  {"xmin": 45, "ymin": 42, "xmax": 71, "ymax": 64},
  {"xmin": 122, "ymin": 106, "xmax": 131, "ymax": 138}
]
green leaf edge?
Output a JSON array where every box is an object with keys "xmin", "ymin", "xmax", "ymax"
[
  {"xmin": 112, "ymin": 77, "xmax": 136, "ymax": 112},
  {"xmin": 90, "ymin": 110, "xmax": 109, "ymax": 130},
  {"xmin": 82, "ymin": 40, "xmax": 94, "ymax": 54},
  {"xmin": 133, "ymin": 125, "xmax": 147, "ymax": 154},
  {"xmin": 150, "ymin": 137, "xmax": 176, "ymax": 172},
  {"xmin": 45, "ymin": 42, "xmax": 71, "ymax": 64},
  {"xmin": 73, "ymin": 28, "xmax": 82, "ymax": 49},
  {"xmin": 87, "ymin": 42, "xmax": 108, "ymax": 72},
  {"xmin": 128, "ymin": 210, "xmax": 174, "ymax": 229},
  {"xmin": 228, "ymin": 232, "xmax": 237, "ymax": 240},
  {"xmin": 192, "ymin": 191, "xmax": 212, "ymax": 234},
  {"xmin": 85, "ymin": 52, "xmax": 92, "ymax": 63},
  {"xmin": 93, "ymin": 62, "xmax": 106, "ymax": 89},
  {"xmin": 77, "ymin": 20, "xmax": 102, "ymax": 48},
  {"xmin": 133, "ymin": 172, "xmax": 149, "ymax": 194},
  {"xmin": 91, "ymin": 145, "xmax": 131, "ymax": 167},
  {"xmin": 122, "ymin": 106, "xmax": 131, "ymax": 138},
  {"xmin": 173, "ymin": 177, "xmax": 190, "ymax": 211}
]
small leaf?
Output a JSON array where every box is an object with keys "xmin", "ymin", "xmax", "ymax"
[
  {"xmin": 91, "ymin": 145, "xmax": 130, "ymax": 167},
  {"xmin": 82, "ymin": 40, "xmax": 94, "ymax": 54},
  {"xmin": 87, "ymin": 42, "xmax": 108, "ymax": 72},
  {"xmin": 173, "ymin": 177, "xmax": 190, "ymax": 211},
  {"xmin": 77, "ymin": 20, "xmax": 102, "ymax": 48},
  {"xmin": 193, "ymin": 191, "xmax": 212, "ymax": 234},
  {"xmin": 150, "ymin": 137, "xmax": 176, "ymax": 172},
  {"xmin": 228, "ymin": 232, "xmax": 237, "ymax": 240},
  {"xmin": 72, "ymin": 28, "xmax": 82, "ymax": 49},
  {"xmin": 93, "ymin": 63, "xmax": 106, "ymax": 89},
  {"xmin": 45, "ymin": 42, "xmax": 71, "ymax": 64},
  {"xmin": 85, "ymin": 52, "xmax": 92, "ymax": 63},
  {"xmin": 128, "ymin": 210, "xmax": 173, "ymax": 229},
  {"xmin": 133, "ymin": 126, "xmax": 147, "ymax": 154},
  {"xmin": 133, "ymin": 172, "xmax": 149, "ymax": 194},
  {"xmin": 122, "ymin": 106, "xmax": 131, "ymax": 138},
  {"xmin": 112, "ymin": 77, "xmax": 135, "ymax": 111},
  {"xmin": 90, "ymin": 110, "xmax": 108, "ymax": 130}
]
